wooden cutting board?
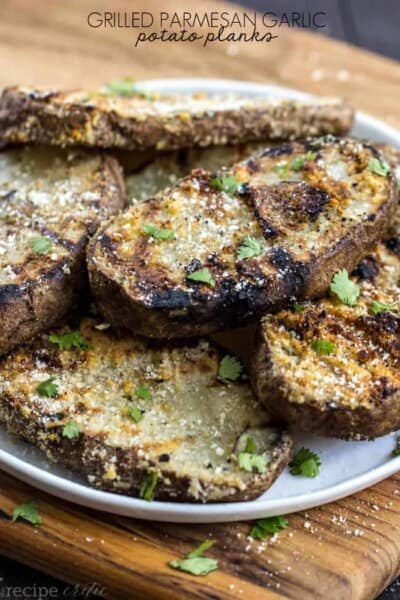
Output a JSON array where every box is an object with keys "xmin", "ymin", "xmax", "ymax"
[{"xmin": 1, "ymin": 1, "xmax": 400, "ymax": 599}]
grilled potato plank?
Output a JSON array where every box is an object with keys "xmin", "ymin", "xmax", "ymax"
[
  {"xmin": 0, "ymin": 86, "xmax": 353, "ymax": 151},
  {"xmin": 88, "ymin": 137, "xmax": 397, "ymax": 339},
  {"xmin": 0, "ymin": 146, "xmax": 125, "ymax": 355},
  {"xmin": 0, "ymin": 318, "xmax": 292, "ymax": 502},
  {"xmin": 252, "ymin": 202, "xmax": 400, "ymax": 440}
]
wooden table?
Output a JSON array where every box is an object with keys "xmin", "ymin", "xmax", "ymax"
[{"xmin": 1, "ymin": 1, "xmax": 400, "ymax": 598}]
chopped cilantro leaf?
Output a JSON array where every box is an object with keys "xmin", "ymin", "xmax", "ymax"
[
  {"xmin": 309, "ymin": 135, "xmax": 330, "ymax": 148},
  {"xmin": 187, "ymin": 539, "xmax": 216, "ymax": 558},
  {"xmin": 12, "ymin": 500, "xmax": 42, "ymax": 526},
  {"xmin": 187, "ymin": 268, "xmax": 215, "ymax": 287},
  {"xmin": 142, "ymin": 224, "xmax": 174, "ymax": 240},
  {"xmin": 218, "ymin": 355, "xmax": 243, "ymax": 383},
  {"xmin": 290, "ymin": 156, "xmax": 305, "ymax": 171},
  {"xmin": 238, "ymin": 452, "xmax": 267, "ymax": 474},
  {"xmin": 104, "ymin": 78, "xmax": 153, "ymax": 99},
  {"xmin": 305, "ymin": 151, "xmax": 317, "ymax": 161},
  {"xmin": 290, "ymin": 152, "xmax": 317, "ymax": 171},
  {"xmin": 129, "ymin": 406, "xmax": 144, "ymax": 423},
  {"xmin": 290, "ymin": 447, "xmax": 321, "ymax": 478},
  {"xmin": 273, "ymin": 162, "xmax": 289, "ymax": 177},
  {"xmin": 368, "ymin": 158, "xmax": 391, "ymax": 177},
  {"xmin": 62, "ymin": 420, "xmax": 80, "ymax": 439},
  {"xmin": 311, "ymin": 339, "xmax": 335, "ymax": 356},
  {"xmin": 371, "ymin": 300, "xmax": 398, "ymax": 315},
  {"xmin": 169, "ymin": 557, "xmax": 218, "ymax": 576},
  {"xmin": 244, "ymin": 435, "xmax": 257, "ymax": 454},
  {"xmin": 49, "ymin": 331, "xmax": 91, "ymax": 351},
  {"xmin": 29, "ymin": 236, "xmax": 52, "ymax": 255},
  {"xmin": 249, "ymin": 516, "xmax": 288, "ymax": 540},
  {"xmin": 169, "ymin": 540, "xmax": 218, "ymax": 576},
  {"xmin": 210, "ymin": 174, "xmax": 240, "ymax": 194},
  {"xmin": 36, "ymin": 377, "xmax": 58, "ymax": 398},
  {"xmin": 392, "ymin": 437, "xmax": 400, "ymax": 457},
  {"xmin": 330, "ymin": 269, "xmax": 360, "ymax": 306},
  {"xmin": 139, "ymin": 469, "xmax": 159, "ymax": 502},
  {"xmin": 136, "ymin": 384, "xmax": 151, "ymax": 400},
  {"xmin": 237, "ymin": 236, "xmax": 262, "ymax": 260},
  {"xmin": 293, "ymin": 302, "xmax": 304, "ymax": 313}
]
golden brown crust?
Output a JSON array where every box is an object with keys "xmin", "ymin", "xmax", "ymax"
[
  {"xmin": 0, "ymin": 147, "xmax": 125, "ymax": 355},
  {"xmin": 0, "ymin": 86, "xmax": 354, "ymax": 151},
  {"xmin": 0, "ymin": 318, "xmax": 292, "ymax": 502},
  {"xmin": 88, "ymin": 137, "xmax": 397, "ymax": 338}
]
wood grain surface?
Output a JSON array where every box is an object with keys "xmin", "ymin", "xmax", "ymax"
[{"xmin": 0, "ymin": 1, "xmax": 400, "ymax": 599}]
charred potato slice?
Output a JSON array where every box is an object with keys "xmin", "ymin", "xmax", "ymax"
[
  {"xmin": 253, "ymin": 210, "xmax": 400, "ymax": 440},
  {"xmin": 0, "ymin": 86, "xmax": 353, "ymax": 151},
  {"xmin": 88, "ymin": 137, "xmax": 397, "ymax": 339},
  {"xmin": 0, "ymin": 318, "xmax": 292, "ymax": 502},
  {"xmin": 0, "ymin": 146, "xmax": 125, "ymax": 355}
]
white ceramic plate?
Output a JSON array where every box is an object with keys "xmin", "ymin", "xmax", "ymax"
[{"xmin": 1, "ymin": 78, "xmax": 399, "ymax": 523}]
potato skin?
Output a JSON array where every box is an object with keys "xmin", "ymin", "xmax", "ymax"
[
  {"xmin": 0, "ymin": 151, "xmax": 126, "ymax": 355},
  {"xmin": 0, "ymin": 86, "xmax": 354, "ymax": 151}
]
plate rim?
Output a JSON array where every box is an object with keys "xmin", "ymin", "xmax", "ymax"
[
  {"xmin": 2, "ymin": 440, "xmax": 400, "ymax": 523},
  {"xmin": 1, "ymin": 77, "xmax": 400, "ymax": 523}
]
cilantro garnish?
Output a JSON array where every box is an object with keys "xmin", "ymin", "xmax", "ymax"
[
  {"xmin": 238, "ymin": 452, "xmax": 267, "ymax": 474},
  {"xmin": 330, "ymin": 269, "xmax": 360, "ymax": 306},
  {"xmin": 36, "ymin": 377, "xmax": 58, "ymax": 398},
  {"xmin": 169, "ymin": 540, "xmax": 218, "ymax": 576},
  {"xmin": 290, "ymin": 151, "xmax": 317, "ymax": 171},
  {"xmin": 12, "ymin": 500, "xmax": 42, "ymax": 526},
  {"xmin": 139, "ymin": 469, "xmax": 159, "ymax": 502},
  {"xmin": 273, "ymin": 162, "xmax": 289, "ymax": 177},
  {"xmin": 370, "ymin": 300, "xmax": 398, "ymax": 315},
  {"xmin": 135, "ymin": 384, "xmax": 151, "ymax": 400},
  {"xmin": 249, "ymin": 516, "xmax": 288, "ymax": 540},
  {"xmin": 244, "ymin": 435, "xmax": 257, "ymax": 454},
  {"xmin": 218, "ymin": 355, "xmax": 243, "ymax": 384},
  {"xmin": 305, "ymin": 151, "xmax": 317, "ymax": 161},
  {"xmin": 290, "ymin": 156, "xmax": 305, "ymax": 171},
  {"xmin": 129, "ymin": 406, "xmax": 144, "ymax": 423},
  {"xmin": 142, "ymin": 224, "xmax": 174, "ymax": 240},
  {"xmin": 293, "ymin": 302, "xmax": 304, "ymax": 313},
  {"xmin": 49, "ymin": 331, "xmax": 91, "ymax": 351},
  {"xmin": 210, "ymin": 174, "xmax": 240, "ymax": 194},
  {"xmin": 290, "ymin": 447, "xmax": 321, "ymax": 478},
  {"xmin": 392, "ymin": 437, "xmax": 400, "ymax": 457},
  {"xmin": 311, "ymin": 339, "xmax": 335, "ymax": 356},
  {"xmin": 237, "ymin": 236, "xmax": 262, "ymax": 260},
  {"xmin": 187, "ymin": 268, "xmax": 215, "ymax": 287},
  {"xmin": 29, "ymin": 236, "xmax": 52, "ymax": 255},
  {"xmin": 104, "ymin": 78, "xmax": 153, "ymax": 99},
  {"xmin": 62, "ymin": 420, "xmax": 80, "ymax": 439},
  {"xmin": 238, "ymin": 432, "xmax": 266, "ymax": 473},
  {"xmin": 187, "ymin": 540, "xmax": 216, "ymax": 558},
  {"xmin": 368, "ymin": 158, "xmax": 391, "ymax": 177}
]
